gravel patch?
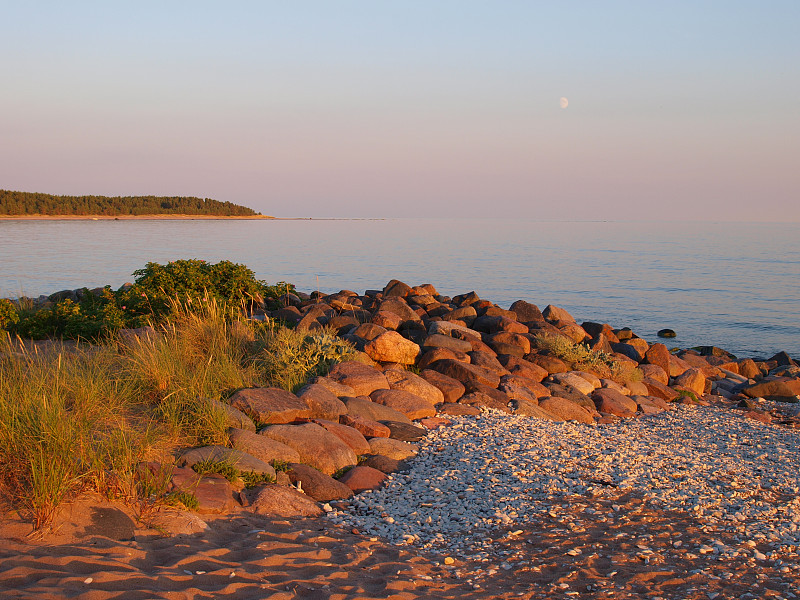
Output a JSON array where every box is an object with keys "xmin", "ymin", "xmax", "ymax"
[{"xmin": 328, "ymin": 405, "xmax": 800, "ymax": 559}]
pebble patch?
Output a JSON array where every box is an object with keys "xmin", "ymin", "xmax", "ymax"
[{"xmin": 328, "ymin": 405, "xmax": 800, "ymax": 561}]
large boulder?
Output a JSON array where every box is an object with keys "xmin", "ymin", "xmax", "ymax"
[
  {"xmin": 368, "ymin": 437, "xmax": 419, "ymax": 460},
  {"xmin": 422, "ymin": 333, "xmax": 474, "ymax": 354},
  {"xmin": 433, "ymin": 359, "xmax": 501, "ymax": 388},
  {"xmin": 673, "ymin": 367, "xmax": 707, "ymax": 397},
  {"xmin": 385, "ymin": 369, "xmax": 445, "ymax": 406},
  {"xmin": 420, "ymin": 369, "xmax": 466, "ymax": 403},
  {"xmin": 548, "ymin": 372, "xmax": 596, "ymax": 396},
  {"xmin": 260, "ymin": 423, "xmax": 357, "ymax": 476},
  {"xmin": 369, "ymin": 389, "xmax": 437, "ymax": 420},
  {"xmin": 468, "ymin": 350, "xmax": 510, "ymax": 377},
  {"xmin": 337, "ymin": 465, "xmax": 387, "ymax": 494},
  {"xmin": 498, "ymin": 355, "xmax": 548, "ymax": 382},
  {"xmin": 459, "ymin": 391, "xmax": 512, "ymax": 413},
  {"xmin": 643, "ymin": 343, "xmax": 671, "ymax": 376},
  {"xmin": 642, "ymin": 378, "xmax": 680, "ymax": 402},
  {"xmin": 511, "ymin": 398, "xmax": 561, "ymax": 420},
  {"xmin": 286, "ymin": 463, "xmax": 353, "ymax": 502},
  {"xmin": 247, "ymin": 484, "xmax": 323, "ymax": 517},
  {"xmin": 312, "ymin": 419, "xmax": 371, "ymax": 455},
  {"xmin": 383, "ymin": 279, "xmax": 413, "ymax": 297},
  {"xmin": 296, "ymin": 383, "xmax": 348, "ymax": 421},
  {"xmin": 538, "ymin": 396, "xmax": 594, "ymax": 424},
  {"xmin": 592, "ymin": 388, "xmax": 638, "ymax": 418},
  {"xmin": 741, "ymin": 377, "xmax": 800, "ymax": 401},
  {"xmin": 342, "ymin": 396, "xmax": 413, "ymax": 425},
  {"xmin": 309, "ymin": 375, "xmax": 356, "ymax": 398},
  {"xmin": 500, "ymin": 374, "xmax": 550, "ymax": 399},
  {"xmin": 639, "ymin": 363, "xmax": 669, "ymax": 385},
  {"xmin": 327, "ymin": 361, "xmax": 390, "ymax": 396},
  {"xmin": 229, "ymin": 428, "xmax": 301, "ymax": 464},
  {"xmin": 229, "ymin": 387, "xmax": 312, "ymax": 425},
  {"xmin": 509, "ymin": 300, "xmax": 544, "ymax": 323},
  {"xmin": 542, "ymin": 305, "xmax": 575, "ymax": 323},
  {"xmin": 525, "ymin": 354, "xmax": 569, "ymax": 374},
  {"xmin": 364, "ymin": 331, "xmax": 421, "ymax": 364},
  {"xmin": 339, "ymin": 414, "xmax": 391, "ymax": 438}
]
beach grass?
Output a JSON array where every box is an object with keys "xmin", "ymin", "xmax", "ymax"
[{"xmin": 0, "ymin": 300, "xmax": 358, "ymax": 529}]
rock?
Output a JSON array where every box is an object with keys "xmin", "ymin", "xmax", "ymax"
[
  {"xmin": 509, "ymin": 300, "xmax": 544, "ymax": 323},
  {"xmin": 371, "ymin": 310, "xmax": 402, "ymax": 330},
  {"xmin": 369, "ymin": 388, "xmax": 437, "ymax": 420},
  {"xmin": 229, "ymin": 387, "xmax": 312, "ymax": 425},
  {"xmin": 420, "ymin": 369, "xmax": 466, "ymax": 403},
  {"xmin": 296, "ymin": 384, "xmax": 348, "ymax": 421},
  {"xmin": 229, "ymin": 428, "xmax": 301, "ymax": 464},
  {"xmin": 643, "ymin": 343, "xmax": 672, "ymax": 376},
  {"xmin": 468, "ymin": 350, "xmax": 510, "ymax": 377},
  {"xmin": 639, "ymin": 363, "xmax": 669, "ymax": 385},
  {"xmin": 437, "ymin": 403, "xmax": 482, "ymax": 416},
  {"xmin": 667, "ymin": 354, "xmax": 692, "ymax": 377},
  {"xmin": 472, "ymin": 315, "xmax": 528, "ymax": 334},
  {"xmin": 611, "ymin": 342, "xmax": 644, "ymax": 362},
  {"xmin": 673, "ymin": 367, "xmax": 706, "ymax": 397},
  {"xmin": 148, "ymin": 509, "xmax": 209, "ymax": 536},
  {"xmin": 193, "ymin": 474, "xmax": 237, "ymax": 514},
  {"xmin": 538, "ymin": 396, "xmax": 594, "ymax": 424},
  {"xmin": 633, "ymin": 395, "xmax": 667, "ymax": 415},
  {"xmin": 418, "ymin": 416, "xmax": 451, "ymax": 430},
  {"xmin": 433, "ymin": 359, "xmax": 501, "ymax": 388},
  {"xmin": 383, "ymin": 279, "xmax": 413, "ymax": 297},
  {"xmin": 739, "ymin": 358, "xmax": 761, "ymax": 379},
  {"xmin": 248, "ymin": 484, "xmax": 324, "ymax": 518},
  {"xmin": 744, "ymin": 410, "xmax": 772, "ymax": 424},
  {"xmin": 207, "ymin": 398, "xmax": 256, "ymax": 432},
  {"xmin": 498, "ymin": 381, "xmax": 540, "ymax": 405},
  {"xmin": 768, "ymin": 351, "xmax": 797, "ymax": 367},
  {"xmin": 351, "ymin": 322, "xmax": 388, "ymax": 341},
  {"xmin": 286, "ymin": 463, "xmax": 353, "ymax": 502},
  {"xmin": 422, "ymin": 333, "xmax": 473, "ymax": 354},
  {"xmin": 368, "ymin": 437, "xmax": 418, "ymax": 461},
  {"xmin": 599, "ymin": 379, "xmax": 630, "ymax": 395},
  {"xmin": 260, "ymin": 423, "xmax": 357, "ymax": 476},
  {"xmin": 364, "ymin": 331, "xmax": 421, "ymax": 364},
  {"xmin": 657, "ymin": 328, "xmax": 677, "ymax": 338},
  {"xmin": 309, "ymin": 375, "xmax": 356, "ymax": 398},
  {"xmin": 487, "ymin": 332, "xmax": 531, "ymax": 356},
  {"xmin": 525, "ymin": 353, "xmax": 569, "ymax": 374},
  {"xmin": 741, "ymin": 377, "xmax": 800, "ymax": 401},
  {"xmin": 327, "ymin": 361, "xmax": 390, "ymax": 396},
  {"xmin": 549, "ymin": 372, "xmax": 596, "ymax": 396},
  {"xmin": 624, "ymin": 380, "xmax": 650, "ymax": 396},
  {"xmin": 542, "ymin": 305, "xmax": 575, "ymax": 323},
  {"xmin": 385, "ymin": 369, "xmax": 445, "ymax": 406},
  {"xmin": 642, "ymin": 378, "xmax": 680, "ymax": 402},
  {"xmin": 498, "ymin": 355, "xmax": 549, "ymax": 382},
  {"xmin": 544, "ymin": 383, "xmax": 598, "ymax": 414},
  {"xmin": 312, "ymin": 419, "xmax": 371, "ymax": 455},
  {"xmin": 338, "ymin": 465, "xmax": 388, "ymax": 494},
  {"xmin": 377, "ymin": 298, "xmax": 423, "ymax": 327},
  {"xmin": 380, "ymin": 420, "xmax": 428, "ymax": 442},
  {"xmin": 417, "ymin": 347, "xmax": 469, "ymax": 370},
  {"xmin": 441, "ymin": 306, "xmax": 478, "ymax": 326},
  {"xmin": 500, "ymin": 374, "xmax": 550, "ymax": 399},
  {"xmin": 459, "ymin": 391, "xmax": 512, "ymax": 413},
  {"xmin": 360, "ymin": 454, "xmax": 404, "ymax": 474},
  {"xmin": 592, "ymin": 388, "xmax": 638, "ymax": 418},
  {"xmin": 427, "ymin": 320, "xmax": 478, "ymax": 338},
  {"xmin": 511, "ymin": 398, "xmax": 561, "ymax": 420},
  {"xmin": 342, "ymin": 396, "xmax": 413, "ymax": 425},
  {"xmin": 678, "ymin": 353, "xmax": 723, "ymax": 378},
  {"xmin": 339, "ymin": 414, "xmax": 391, "ymax": 438},
  {"xmin": 177, "ymin": 445, "xmax": 276, "ymax": 477}
]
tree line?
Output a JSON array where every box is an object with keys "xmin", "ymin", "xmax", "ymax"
[{"xmin": 0, "ymin": 190, "xmax": 261, "ymax": 216}]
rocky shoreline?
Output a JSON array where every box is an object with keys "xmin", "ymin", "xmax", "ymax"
[{"xmin": 122, "ymin": 279, "xmax": 800, "ymax": 532}]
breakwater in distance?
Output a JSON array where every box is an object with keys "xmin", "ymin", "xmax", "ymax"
[{"xmin": 1, "ymin": 218, "xmax": 798, "ymax": 358}]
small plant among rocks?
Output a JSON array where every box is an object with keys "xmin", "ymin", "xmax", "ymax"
[{"xmin": 533, "ymin": 333, "xmax": 642, "ymax": 383}]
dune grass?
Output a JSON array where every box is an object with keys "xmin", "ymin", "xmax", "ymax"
[{"xmin": 0, "ymin": 298, "xmax": 358, "ymax": 529}]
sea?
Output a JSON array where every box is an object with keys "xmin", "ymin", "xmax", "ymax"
[{"xmin": 1, "ymin": 218, "xmax": 798, "ymax": 359}]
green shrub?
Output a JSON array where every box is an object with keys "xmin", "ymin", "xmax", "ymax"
[
  {"xmin": 532, "ymin": 333, "xmax": 642, "ymax": 383},
  {"xmin": 0, "ymin": 299, "xmax": 18, "ymax": 329},
  {"xmin": 163, "ymin": 490, "xmax": 199, "ymax": 510},
  {"xmin": 254, "ymin": 324, "xmax": 360, "ymax": 392}
]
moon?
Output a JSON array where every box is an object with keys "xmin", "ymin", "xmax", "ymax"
[{"xmin": 560, "ymin": 97, "xmax": 569, "ymax": 109}]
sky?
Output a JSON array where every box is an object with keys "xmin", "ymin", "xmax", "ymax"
[{"xmin": 1, "ymin": 1, "xmax": 798, "ymax": 220}]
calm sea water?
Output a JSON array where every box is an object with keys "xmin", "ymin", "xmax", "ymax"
[{"xmin": 1, "ymin": 218, "xmax": 798, "ymax": 358}]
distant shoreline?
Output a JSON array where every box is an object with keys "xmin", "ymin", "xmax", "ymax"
[{"xmin": 0, "ymin": 214, "xmax": 275, "ymax": 221}]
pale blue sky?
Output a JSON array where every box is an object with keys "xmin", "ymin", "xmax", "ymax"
[{"xmin": 1, "ymin": 1, "xmax": 798, "ymax": 219}]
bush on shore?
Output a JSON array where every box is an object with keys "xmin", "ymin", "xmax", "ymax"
[{"xmin": 2, "ymin": 259, "xmax": 295, "ymax": 341}]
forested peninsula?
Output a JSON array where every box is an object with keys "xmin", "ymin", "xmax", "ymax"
[{"xmin": 0, "ymin": 190, "xmax": 267, "ymax": 218}]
